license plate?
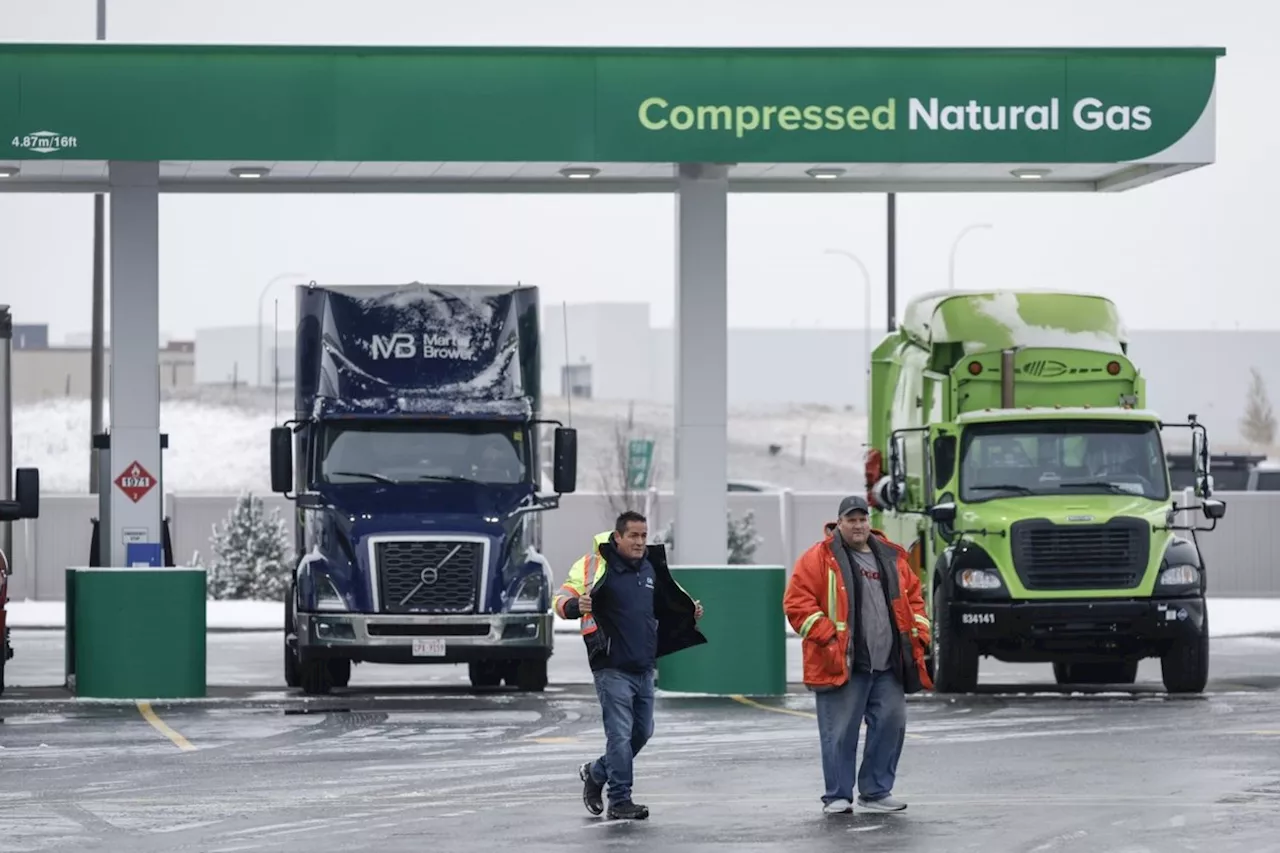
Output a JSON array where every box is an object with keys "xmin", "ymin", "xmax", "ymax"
[{"xmin": 412, "ymin": 638, "xmax": 446, "ymax": 657}]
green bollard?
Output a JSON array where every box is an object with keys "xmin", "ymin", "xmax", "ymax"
[
  {"xmin": 657, "ymin": 565, "xmax": 787, "ymax": 697},
  {"xmin": 72, "ymin": 567, "xmax": 207, "ymax": 699}
]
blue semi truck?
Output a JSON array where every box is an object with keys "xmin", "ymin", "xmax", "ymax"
[{"xmin": 269, "ymin": 282, "xmax": 578, "ymax": 695}]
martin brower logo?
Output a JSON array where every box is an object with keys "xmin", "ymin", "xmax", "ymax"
[{"xmin": 10, "ymin": 131, "xmax": 78, "ymax": 154}]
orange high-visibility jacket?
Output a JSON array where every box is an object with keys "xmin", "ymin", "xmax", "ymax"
[{"xmin": 783, "ymin": 524, "xmax": 934, "ymax": 693}]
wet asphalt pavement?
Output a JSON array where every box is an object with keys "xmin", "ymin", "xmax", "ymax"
[{"xmin": 1, "ymin": 631, "xmax": 1279, "ymax": 852}]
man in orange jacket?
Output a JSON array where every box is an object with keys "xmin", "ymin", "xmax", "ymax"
[{"xmin": 783, "ymin": 495, "xmax": 933, "ymax": 815}]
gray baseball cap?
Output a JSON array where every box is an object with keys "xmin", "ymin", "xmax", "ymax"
[{"xmin": 838, "ymin": 495, "xmax": 870, "ymax": 517}]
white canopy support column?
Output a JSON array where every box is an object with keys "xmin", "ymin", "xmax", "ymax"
[
  {"xmin": 672, "ymin": 163, "xmax": 729, "ymax": 565},
  {"xmin": 107, "ymin": 161, "xmax": 163, "ymax": 567}
]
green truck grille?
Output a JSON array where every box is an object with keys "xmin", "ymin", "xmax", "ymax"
[{"xmin": 1010, "ymin": 519, "xmax": 1149, "ymax": 591}]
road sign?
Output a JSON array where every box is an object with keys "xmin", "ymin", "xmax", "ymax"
[
  {"xmin": 114, "ymin": 461, "xmax": 157, "ymax": 503},
  {"xmin": 627, "ymin": 439, "xmax": 654, "ymax": 490}
]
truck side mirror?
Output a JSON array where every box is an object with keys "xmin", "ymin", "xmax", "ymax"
[
  {"xmin": 15, "ymin": 467, "xmax": 39, "ymax": 519},
  {"xmin": 270, "ymin": 426, "xmax": 294, "ymax": 494},
  {"xmin": 928, "ymin": 502, "xmax": 957, "ymax": 524},
  {"xmin": 1201, "ymin": 499, "xmax": 1226, "ymax": 520},
  {"xmin": 552, "ymin": 427, "xmax": 577, "ymax": 494}
]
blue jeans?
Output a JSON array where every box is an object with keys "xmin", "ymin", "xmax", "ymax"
[
  {"xmin": 589, "ymin": 667, "xmax": 656, "ymax": 805},
  {"xmin": 814, "ymin": 669, "xmax": 907, "ymax": 804}
]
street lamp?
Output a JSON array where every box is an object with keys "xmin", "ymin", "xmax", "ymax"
[
  {"xmin": 823, "ymin": 249, "xmax": 873, "ymax": 377},
  {"xmin": 948, "ymin": 223, "xmax": 993, "ymax": 290},
  {"xmin": 257, "ymin": 272, "xmax": 307, "ymax": 387}
]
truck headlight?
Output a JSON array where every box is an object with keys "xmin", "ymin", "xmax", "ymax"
[
  {"xmin": 509, "ymin": 572, "xmax": 546, "ymax": 613},
  {"xmin": 316, "ymin": 574, "xmax": 348, "ymax": 612},
  {"xmin": 1158, "ymin": 565, "xmax": 1199, "ymax": 587},
  {"xmin": 957, "ymin": 569, "xmax": 1003, "ymax": 591}
]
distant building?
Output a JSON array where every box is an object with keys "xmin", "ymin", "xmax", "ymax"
[
  {"xmin": 13, "ymin": 324, "xmax": 48, "ymax": 350},
  {"xmin": 13, "ymin": 343, "xmax": 195, "ymax": 404},
  {"xmin": 194, "ymin": 325, "xmax": 294, "ymax": 388}
]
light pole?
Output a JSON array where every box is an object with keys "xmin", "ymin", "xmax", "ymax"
[
  {"xmin": 257, "ymin": 273, "xmax": 307, "ymax": 387},
  {"xmin": 823, "ymin": 249, "xmax": 873, "ymax": 377},
  {"xmin": 88, "ymin": 0, "xmax": 107, "ymax": 494},
  {"xmin": 948, "ymin": 223, "xmax": 993, "ymax": 290}
]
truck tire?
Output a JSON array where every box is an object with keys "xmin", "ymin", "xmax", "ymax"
[
  {"xmin": 1053, "ymin": 661, "xmax": 1138, "ymax": 685},
  {"xmin": 931, "ymin": 581, "xmax": 979, "ymax": 694},
  {"xmin": 469, "ymin": 661, "xmax": 503, "ymax": 688},
  {"xmin": 284, "ymin": 584, "xmax": 300, "ymax": 688},
  {"xmin": 299, "ymin": 659, "xmax": 333, "ymax": 695},
  {"xmin": 513, "ymin": 659, "xmax": 548, "ymax": 692},
  {"xmin": 328, "ymin": 659, "xmax": 352, "ymax": 689},
  {"xmin": 1161, "ymin": 610, "xmax": 1209, "ymax": 694}
]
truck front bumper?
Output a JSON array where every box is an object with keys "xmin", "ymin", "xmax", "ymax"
[
  {"xmin": 951, "ymin": 596, "xmax": 1205, "ymax": 662},
  {"xmin": 296, "ymin": 612, "xmax": 553, "ymax": 665}
]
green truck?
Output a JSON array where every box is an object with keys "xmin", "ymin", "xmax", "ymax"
[{"xmin": 865, "ymin": 290, "xmax": 1226, "ymax": 694}]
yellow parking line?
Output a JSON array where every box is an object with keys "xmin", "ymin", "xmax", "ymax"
[
  {"xmin": 136, "ymin": 701, "xmax": 197, "ymax": 752},
  {"xmin": 731, "ymin": 694, "xmax": 816, "ymax": 719},
  {"xmin": 731, "ymin": 694, "xmax": 924, "ymax": 738}
]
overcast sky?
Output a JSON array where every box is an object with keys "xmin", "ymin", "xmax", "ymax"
[{"xmin": 0, "ymin": 0, "xmax": 1269, "ymax": 343}]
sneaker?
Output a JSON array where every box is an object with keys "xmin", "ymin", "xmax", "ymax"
[
  {"xmin": 857, "ymin": 795, "xmax": 907, "ymax": 812},
  {"xmin": 607, "ymin": 801, "xmax": 650, "ymax": 820},
  {"xmin": 823, "ymin": 799, "xmax": 854, "ymax": 815},
  {"xmin": 579, "ymin": 762, "xmax": 603, "ymax": 816}
]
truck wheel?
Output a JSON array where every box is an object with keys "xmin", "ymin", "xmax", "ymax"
[
  {"xmin": 328, "ymin": 659, "xmax": 352, "ymax": 689},
  {"xmin": 514, "ymin": 659, "xmax": 548, "ymax": 692},
  {"xmin": 284, "ymin": 584, "xmax": 300, "ymax": 688},
  {"xmin": 1161, "ymin": 610, "xmax": 1209, "ymax": 694},
  {"xmin": 299, "ymin": 659, "xmax": 333, "ymax": 695},
  {"xmin": 469, "ymin": 662, "xmax": 504, "ymax": 688},
  {"xmin": 931, "ymin": 582, "xmax": 979, "ymax": 694},
  {"xmin": 1053, "ymin": 661, "xmax": 1138, "ymax": 685}
]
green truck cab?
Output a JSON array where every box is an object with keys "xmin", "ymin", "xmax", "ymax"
[{"xmin": 866, "ymin": 290, "xmax": 1226, "ymax": 695}]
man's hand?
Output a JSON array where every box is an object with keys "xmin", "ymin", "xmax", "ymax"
[
  {"xmin": 578, "ymin": 593, "xmax": 592, "ymax": 615},
  {"xmin": 694, "ymin": 600, "xmax": 704, "ymax": 621}
]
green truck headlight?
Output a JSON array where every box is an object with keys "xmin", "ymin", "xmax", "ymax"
[
  {"xmin": 957, "ymin": 569, "xmax": 1003, "ymax": 590},
  {"xmin": 1158, "ymin": 565, "xmax": 1199, "ymax": 587}
]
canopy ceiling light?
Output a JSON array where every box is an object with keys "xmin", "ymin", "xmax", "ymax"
[{"xmin": 805, "ymin": 167, "xmax": 847, "ymax": 180}]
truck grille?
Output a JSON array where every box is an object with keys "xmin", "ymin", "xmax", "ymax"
[
  {"xmin": 1010, "ymin": 519, "xmax": 1149, "ymax": 591},
  {"xmin": 375, "ymin": 539, "xmax": 482, "ymax": 614}
]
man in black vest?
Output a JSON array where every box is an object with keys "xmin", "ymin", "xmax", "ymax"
[{"xmin": 555, "ymin": 511, "xmax": 706, "ymax": 820}]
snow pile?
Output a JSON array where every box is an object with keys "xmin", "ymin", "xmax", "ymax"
[
  {"xmin": 15, "ymin": 397, "xmax": 279, "ymax": 494},
  {"xmin": 14, "ymin": 392, "xmax": 867, "ymax": 494}
]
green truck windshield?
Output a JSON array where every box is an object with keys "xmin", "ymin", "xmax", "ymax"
[
  {"xmin": 959, "ymin": 420, "xmax": 1168, "ymax": 503},
  {"xmin": 318, "ymin": 421, "xmax": 530, "ymax": 486}
]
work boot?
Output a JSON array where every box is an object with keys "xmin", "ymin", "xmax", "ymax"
[
  {"xmin": 607, "ymin": 801, "xmax": 650, "ymax": 820},
  {"xmin": 579, "ymin": 762, "xmax": 603, "ymax": 816}
]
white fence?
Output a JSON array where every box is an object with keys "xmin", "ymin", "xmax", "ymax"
[{"xmin": 6, "ymin": 490, "xmax": 1279, "ymax": 601}]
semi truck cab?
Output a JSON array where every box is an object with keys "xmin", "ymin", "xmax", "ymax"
[
  {"xmin": 271, "ymin": 282, "xmax": 577, "ymax": 695},
  {"xmin": 868, "ymin": 290, "xmax": 1226, "ymax": 695}
]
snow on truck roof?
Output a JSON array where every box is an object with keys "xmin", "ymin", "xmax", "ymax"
[
  {"xmin": 955, "ymin": 406, "xmax": 1162, "ymax": 425},
  {"xmin": 901, "ymin": 289, "xmax": 1128, "ymax": 356}
]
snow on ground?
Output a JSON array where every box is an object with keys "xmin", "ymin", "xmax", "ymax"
[
  {"xmin": 8, "ymin": 597, "xmax": 1280, "ymax": 637},
  {"xmin": 14, "ymin": 388, "xmax": 866, "ymax": 494}
]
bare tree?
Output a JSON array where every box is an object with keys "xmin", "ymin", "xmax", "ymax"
[
  {"xmin": 597, "ymin": 417, "xmax": 660, "ymax": 520},
  {"xmin": 1241, "ymin": 367, "xmax": 1277, "ymax": 449}
]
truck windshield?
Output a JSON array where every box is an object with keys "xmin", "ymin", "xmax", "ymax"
[
  {"xmin": 959, "ymin": 420, "xmax": 1168, "ymax": 503},
  {"xmin": 318, "ymin": 421, "xmax": 529, "ymax": 486}
]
